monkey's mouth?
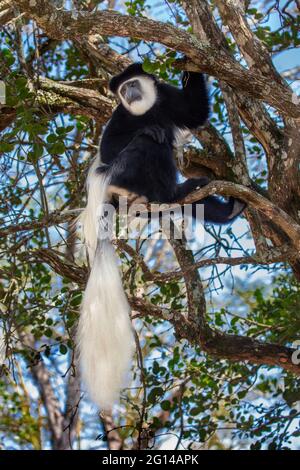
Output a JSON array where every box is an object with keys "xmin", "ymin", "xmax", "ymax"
[{"xmin": 120, "ymin": 82, "xmax": 142, "ymax": 105}]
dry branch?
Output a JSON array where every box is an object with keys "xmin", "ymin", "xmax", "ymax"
[{"xmin": 13, "ymin": 0, "xmax": 300, "ymax": 119}]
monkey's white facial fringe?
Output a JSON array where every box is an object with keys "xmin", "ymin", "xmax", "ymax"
[
  {"xmin": 78, "ymin": 158, "xmax": 135, "ymax": 410},
  {"xmin": 118, "ymin": 76, "xmax": 157, "ymax": 116}
]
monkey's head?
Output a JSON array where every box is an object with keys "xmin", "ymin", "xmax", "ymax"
[{"xmin": 109, "ymin": 63, "xmax": 158, "ymax": 116}]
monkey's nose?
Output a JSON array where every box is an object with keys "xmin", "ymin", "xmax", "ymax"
[{"xmin": 125, "ymin": 86, "xmax": 141, "ymax": 105}]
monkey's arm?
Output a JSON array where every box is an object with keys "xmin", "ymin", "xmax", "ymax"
[
  {"xmin": 100, "ymin": 107, "xmax": 134, "ymax": 164},
  {"xmin": 100, "ymin": 114, "xmax": 167, "ymax": 165},
  {"xmin": 105, "ymin": 132, "xmax": 177, "ymax": 203},
  {"xmin": 160, "ymin": 72, "xmax": 209, "ymax": 130}
]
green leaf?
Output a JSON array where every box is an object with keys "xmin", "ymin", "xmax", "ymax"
[
  {"xmin": 59, "ymin": 344, "xmax": 68, "ymax": 355},
  {"xmin": 48, "ymin": 141, "xmax": 66, "ymax": 155},
  {"xmin": 148, "ymin": 387, "xmax": 164, "ymax": 404},
  {"xmin": 161, "ymin": 400, "xmax": 171, "ymax": 411}
]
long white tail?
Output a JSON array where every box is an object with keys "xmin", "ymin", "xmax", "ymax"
[{"xmin": 78, "ymin": 158, "xmax": 134, "ymax": 410}]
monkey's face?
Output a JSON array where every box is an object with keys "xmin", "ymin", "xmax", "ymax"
[
  {"xmin": 119, "ymin": 79, "xmax": 142, "ymax": 105},
  {"xmin": 117, "ymin": 76, "xmax": 157, "ymax": 116}
]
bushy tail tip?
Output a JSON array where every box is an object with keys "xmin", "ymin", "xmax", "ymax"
[{"xmin": 78, "ymin": 156, "xmax": 135, "ymax": 409}]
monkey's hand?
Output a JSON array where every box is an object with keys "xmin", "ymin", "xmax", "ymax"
[{"xmin": 138, "ymin": 125, "xmax": 166, "ymax": 144}]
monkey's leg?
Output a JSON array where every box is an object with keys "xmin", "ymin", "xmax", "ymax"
[
  {"xmin": 173, "ymin": 178, "xmax": 246, "ymax": 224},
  {"xmin": 107, "ymin": 185, "xmax": 148, "ymax": 205},
  {"xmin": 174, "ymin": 178, "xmax": 210, "ymax": 200}
]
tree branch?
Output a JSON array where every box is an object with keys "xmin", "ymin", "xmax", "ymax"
[
  {"xmin": 4, "ymin": 180, "xmax": 300, "ymax": 253},
  {"xmin": 215, "ymin": 0, "xmax": 284, "ymax": 84},
  {"xmin": 129, "ymin": 296, "xmax": 300, "ymax": 376},
  {"xmin": 13, "ymin": 0, "xmax": 300, "ymax": 119}
]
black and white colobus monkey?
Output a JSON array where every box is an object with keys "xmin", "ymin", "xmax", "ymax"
[{"xmin": 78, "ymin": 63, "xmax": 245, "ymax": 410}]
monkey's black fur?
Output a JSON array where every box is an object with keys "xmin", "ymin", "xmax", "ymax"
[{"xmin": 99, "ymin": 63, "xmax": 245, "ymax": 224}]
